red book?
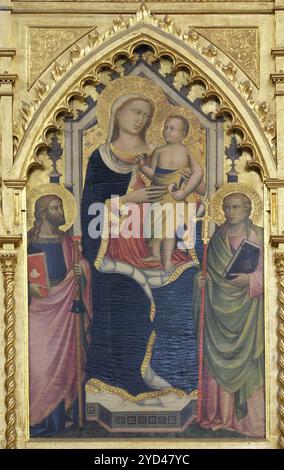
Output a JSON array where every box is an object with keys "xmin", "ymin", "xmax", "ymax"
[{"xmin": 28, "ymin": 252, "xmax": 50, "ymax": 298}]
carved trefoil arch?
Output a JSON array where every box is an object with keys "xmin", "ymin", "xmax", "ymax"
[{"xmin": 13, "ymin": 5, "xmax": 275, "ymax": 181}]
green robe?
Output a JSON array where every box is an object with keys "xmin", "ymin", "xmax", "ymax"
[{"xmin": 193, "ymin": 224, "xmax": 264, "ymax": 419}]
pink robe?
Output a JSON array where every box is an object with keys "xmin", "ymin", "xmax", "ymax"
[{"xmin": 29, "ymin": 236, "xmax": 92, "ymax": 426}]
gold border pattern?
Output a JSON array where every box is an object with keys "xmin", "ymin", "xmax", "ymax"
[{"xmin": 85, "ymin": 378, "xmax": 190, "ymax": 402}]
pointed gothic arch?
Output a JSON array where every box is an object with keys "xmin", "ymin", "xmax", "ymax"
[{"xmin": 12, "ymin": 23, "xmax": 275, "ymax": 181}]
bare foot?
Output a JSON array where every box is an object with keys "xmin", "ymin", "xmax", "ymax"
[
  {"xmin": 163, "ymin": 260, "xmax": 175, "ymax": 274},
  {"xmin": 143, "ymin": 255, "xmax": 161, "ymax": 263}
]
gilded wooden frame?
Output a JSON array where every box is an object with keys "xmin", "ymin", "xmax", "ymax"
[{"xmin": 0, "ymin": 1, "xmax": 283, "ymax": 449}]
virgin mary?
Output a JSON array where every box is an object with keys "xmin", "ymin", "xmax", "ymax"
[{"xmin": 81, "ymin": 85, "xmax": 203, "ymax": 403}]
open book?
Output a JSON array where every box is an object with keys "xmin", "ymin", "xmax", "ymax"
[
  {"xmin": 28, "ymin": 252, "xmax": 50, "ymax": 297},
  {"xmin": 224, "ymin": 239, "xmax": 260, "ymax": 280}
]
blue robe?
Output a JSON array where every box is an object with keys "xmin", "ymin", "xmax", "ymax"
[
  {"xmin": 81, "ymin": 149, "xmax": 202, "ymax": 397},
  {"xmin": 28, "ymin": 240, "xmax": 67, "ymax": 284}
]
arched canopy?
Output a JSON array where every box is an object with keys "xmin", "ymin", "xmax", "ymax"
[{"xmin": 12, "ymin": 23, "xmax": 276, "ymax": 180}]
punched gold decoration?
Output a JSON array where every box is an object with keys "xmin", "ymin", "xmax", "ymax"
[
  {"xmin": 26, "ymin": 183, "xmax": 77, "ymax": 232},
  {"xmin": 196, "ymin": 28, "xmax": 259, "ymax": 87},
  {"xmin": 95, "ymin": 76, "xmax": 169, "ymax": 147},
  {"xmin": 94, "ymin": 76, "xmax": 206, "ymax": 170},
  {"xmin": 210, "ymin": 183, "xmax": 263, "ymax": 226},
  {"xmin": 14, "ymin": 3, "xmax": 275, "ymax": 162},
  {"xmin": 18, "ymin": 41, "xmax": 273, "ymax": 180},
  {"xmin": 28, "ymin": 27, "xmax": 91, "ymax": 89}
]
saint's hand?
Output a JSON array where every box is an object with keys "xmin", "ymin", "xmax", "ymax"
[
  {"xmin": 198, "ymin": 275, "xmax": 206, "ymax": 289},
  {"xmin": 122, "ymin": 186, "xmax": 167, "ymax": 204},
  {"xmin": 227, "ymin": 273, "xmax": 249, "ymax": 288},
  {"xmin": 197, "ymin": 272, "xmax": 211, "ymax": 288},
  {"xmin": 73, "ymin": 263, "xmax": 83, "ymax": 276},
  {"xmin": 29, "ymin": 283, "xmax": 42, "ymax": 298}
]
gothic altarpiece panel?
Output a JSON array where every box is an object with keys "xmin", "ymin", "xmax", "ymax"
[{"xmin": 0, "ymin": 0, "xmax": 283, "ymax": 449}]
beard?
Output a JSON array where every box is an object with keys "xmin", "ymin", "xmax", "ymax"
[{"xmin": 45, "ymin": 212, "xmax": 66, "ymax": 227}]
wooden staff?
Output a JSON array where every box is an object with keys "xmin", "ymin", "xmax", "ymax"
[
  {"xmin": 196, "ymin": 202, "xmax": 210, "ymax": 422},
  {"xmin": 72, "ymin": 239, "xmax": 84, "ymax": 429}
]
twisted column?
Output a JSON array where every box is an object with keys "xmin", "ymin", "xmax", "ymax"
[
  {"xmin": 275, "ymin": 253, "xmax": 284, "ymax": 448},
  {"xmin": 0, "ymin": 252, "xmax": 17, "ymax": 449}
]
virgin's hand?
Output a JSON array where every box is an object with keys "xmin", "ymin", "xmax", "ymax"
[
  {"xmin": 227, "ymin": 273, "xmax": 249, "ymax": 288},
  {"xmin": 122, "ymin": 186, "xmax": 167, "ymax": 204},
  {"xmin": 172, "ymin": 190, "xmax": 186, "ymax": 201}
]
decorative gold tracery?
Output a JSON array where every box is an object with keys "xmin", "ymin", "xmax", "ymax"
[
  {"xmin": 14, "ymin": 39, "xmax": 273, "ymax": 182},
  {"xmin": 14, "ymin": 3, "xmax": 275, "ymax": 177}
]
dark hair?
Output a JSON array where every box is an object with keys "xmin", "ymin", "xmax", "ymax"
[
  {"xmin": 165, "ymin": 115, "xmax": 190, "ymax": 137},
  {"xmin": 28, "ymin": 195, "xmax": 64, "ymax": 243}
]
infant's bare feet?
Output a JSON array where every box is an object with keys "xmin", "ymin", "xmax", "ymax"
[
  {"xmin": 143, "ymin": 255, "xmax": 161, "ymax": 263},
  {"xmin": 163, "ymin": 260, "xmax": 175, "ymax": 274}
]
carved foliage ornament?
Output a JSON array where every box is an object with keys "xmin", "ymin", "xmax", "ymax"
[
  {"xmin": 15, "ymin": 3, "xmax": 274, "ymax": 161},
  {"xmin": 196, "ymin": 28, "xmax": 259, "ymax": 87},
  {"xmin": 20, "ymin": 44, "xmax": 272, "ymax": 181},
  {"xmin": 28, "ymin": 27, "xmax": 92, "ymax": 89}
]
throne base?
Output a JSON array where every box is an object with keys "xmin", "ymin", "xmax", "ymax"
[{"xmin": 85, "ymin": 389, "xmax": 197, "ymax": 433}]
